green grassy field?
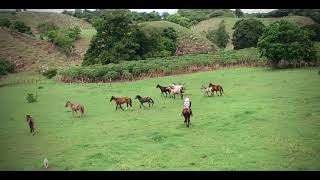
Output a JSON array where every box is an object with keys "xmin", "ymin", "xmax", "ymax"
[{"xmin": 0, "ymin": 67, "xmax": 320, "ymax": 170}]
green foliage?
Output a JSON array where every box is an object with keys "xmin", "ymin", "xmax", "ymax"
[
  {"xmin": 206, "ymin": 20, "xmax": 229, "ymax": 49},
  {"xmin": 177, "ymin": 9, "xmax": 236, "ymax": 23},
  {"xmin": 132, "ymin": 11, "xmax": 161, "ymax": 22},
  {"xmin": 0, "ymin": 58, "xmax": 15, "ymax": 76},
  {"xmin": 41, "ymin": 68, "xmax": 57, "ymax": 79},
  {"xmin": 161, "ymin": 12, "xmax": 170, "ymax": 20},
  {"xmin": 235, "ymin": 9, "xmax": 244, "ymax": 18},
  {"xmin": 83, "ymin": 10, "xmax": 178, "ymax": 65},
  {"xmin": 166, "ymin": 14, "xmax": 192, "ymax": 28},
  {"xmin": 257, "ymin": 20, "xmax": 316, "ymax": 64},
  {"xmin": 0, "ymin": 18, "xmax": 11, "ymax": 28},
  {"xmin": 302, "ymin": 24, "xmax": 320, "ymax": 41},
  {"xmin": 61, "ymin": 10, "xmax": 74, "ymax": 16},
  {"xmin": 10, "ymin": 21, "xmax": 32, "ymax": 35},
  {"xmin": 263, "ymin": 9, "xmax": 320, "ymax": 24},
  {"xmin": 26, "ymin": 93, "xmax": 37, "ymax": 103},
  {"xmin": 232, "ymin": 18, "xmax": 265, "ymax": 50},
  {"xmin": 37, "ymin": 22, "xmax": 58, "ymax": 35},
  {"xmin": 61, "ymin": 48, "xmax": 267, "ymax": 82},
  {"xmin": 38, "ymin": 23, "xmax": 81, "ymax": 55}
]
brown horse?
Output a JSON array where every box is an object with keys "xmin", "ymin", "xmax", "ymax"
[
  {"xmin": 156, "ymin": 84, "xmax": 171, "ymax": 97},
  {"xmin": 26, "ymin": 115, "xmax": 36, "ymax": 135},
  {"xmin": 209, "ymin": 83, "xmax": 224, "ymax": 96},
  {"xmin": 65, "ymin": 101, "xmax": 85, "ymax": 117},
  {"xmin": 182, "ymin": 108, "xmax": 191, "ymax": 128},
  {"xmin": 110, "ymin": 96, "xmax": 133, "ymax": 111}
]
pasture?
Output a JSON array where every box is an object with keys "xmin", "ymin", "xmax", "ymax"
[{"xmin": 0, "ymin": 67, "xmax": 319, "ymax": 170}]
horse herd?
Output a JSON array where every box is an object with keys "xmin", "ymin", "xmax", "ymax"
[{"xmin": 25, "ymin": 82, "xmax": 224, "ymax": 135}]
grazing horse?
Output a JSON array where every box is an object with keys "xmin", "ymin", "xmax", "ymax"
[
  {"xmin": 26, "ymin": 115, "xmax": 36, "ymax": 135},
  {"xmin": 135, "ymin": 95, "xmax": 154, "ymax": 108},
  {"xmin": 168, "ymin": 86, "xmax": 184, "ymax": 99},
  {"xmin": 110, "ymin": 96, "xmax": 133, "ymax": 111},
  {"xmin": 201, "ymin": 85, "xmax": 213, "ymax": 96},
  {"xmin": 209, "ymin": 83, "xmax": 224, "ymax": 96},
  {"xmin": 156, "ymin": 84, "xmax": 171, "ymax": 97},
  {"xmin": 182, "ymin": 108, "xmax": 191, "ymax": 128},
  {"xmin": 65, "ymin": 101, "xmax": 85, "ymax": 117}
]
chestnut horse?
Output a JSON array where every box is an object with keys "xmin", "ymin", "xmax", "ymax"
[
  {"xmin": 209, "ymin": 83, "xmax": 224, "ymax": 96},
  {"xmin": 182, "ymin": 108, "xmax": 191, "ymax": 128},
  {"xmin": 156, "ymin": 84, "xmax": 171, "ymax": 97},
  {"xmin": 26, "ymin": 115, "xmax": 36, "ymax": 135},
  {"xmin": 110, "ymin": 96, "xmax": 133, "ymax": 111},
  {"xmin": 65, "ymin": 101, "xmax": 85, "ymax": 117}
]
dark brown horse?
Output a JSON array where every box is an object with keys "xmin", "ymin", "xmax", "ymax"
[
  {"xmin": 209, "ymin": 83, "xmax": 224, "ymax": 96},
  {"xmin": 26, "ymin": 115, "xmax": 36, "ymax": 135},
  {"xmin": 182, "ymin": 108, "xmax": 191, "ymax": 128},
  {"xmin": 65, "ymin": 101, "xmax": 85, "ymax": 117},
  {"xmin": 156, "ymin": 84, "xmax": 171, "ymax": 97},
  {"xmin": 110, "ymin": 96, "xmax": 133, "ymax": 111}
]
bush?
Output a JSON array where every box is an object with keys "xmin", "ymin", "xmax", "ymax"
[
  {"xmin": 0, "ymin": 58, "xmax": 15, "ymax": 76},
  {"xmin": 232, "ymin": 18, "xmax": 265, "ymax": 50},
  {"xmin": 167, "ymin": 14, "xmax": 192, "ymax": 28},
  {"xmin": 257, "ymin": 20, "xmax": 316, "ymax": 65},
  {"xmin": 207, "ymin": 20, "xmax": 229, "ymax": 49},
  {"xmin": 26, "ymin": 93, "xmax": 37, "ymax": 103},
  {"xmin": 37, "ymin": 22, "xmax": 58, "ymax": 34},
  {"xmin": 60, "ymin": 48, "xmax": 267, "ymax": 82},
  {"xmin": 42, "ymin": 68, "xmax": 57, "ymax": 79},
  {"xmin": 10, "ymin": 21, "xmax": 32, "ymax": 35},
  {"xmin": 0, "ymin": 18, "xmax": 11, "ymax": 28}
]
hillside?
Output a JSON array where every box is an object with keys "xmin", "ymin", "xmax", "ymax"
[
  {"xmin": 139, "ymin": 21, "xmax": 217, "ymax": 55},
  {"xmin": 191, "ymin": 16, "xmax": 316, "ymax": 49},
  {"xmin": 0, "ymin": 12, "xmax": 96, "ymax": 71},
  {"xmin": 0, "ymin": 28, "xmax": 80, "ymax": 71}
]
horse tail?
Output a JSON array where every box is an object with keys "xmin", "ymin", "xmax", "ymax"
[
  {"xmin": 129, "ymin": 98, "xmax": 132, "ymax": 106},
  {"xmin": 80, "ymin": 105, "xmax": 84, "ymax": 114}
]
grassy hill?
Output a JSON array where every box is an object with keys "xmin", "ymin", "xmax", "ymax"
[
  {"xmin": 0, "ymin": 12, "xmax": 96, "ymax": 71},
  {"xmin": 191, "ymin": 16, "xmax": 317, "ymax": 49},
  {"xmin": 139, "ymin": 21, "xmax": 217, "ymax": 55},
  {"xmin": 0, "ymin": 68, "xmax": 319, "ymax": 170}
]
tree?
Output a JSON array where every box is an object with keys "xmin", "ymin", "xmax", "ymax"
[
  {"xmin": 303, "ymin": 24, "xmax": 320, "ymax": 42},
  {"xmin": 232, "ymin": 18, "xmax": 265, "ymax": 50},
  {"xmin": 74, "ymin": 9, "xmax": 83, "ymax": 18},
  {"xmin": 235, "ymin": 9, "xmax": 244, "ymax": 18},
  {"xmin": 206, "ymin": 20, "xmax": 229, "ymax": 49},
  {"xmin": 83, "ymin": 10, "xmax": 141, "ymax": 65},
  {"xmin": 257, "ymin": 20, "xmax": 316, "ymax": 65},
  {"xmin": 162, "ymin": 12, "xmax": 170, "ymax": 20}
]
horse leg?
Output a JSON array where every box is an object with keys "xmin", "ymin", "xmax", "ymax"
[
  {"xmin": 120, "ymin": 104, "xmax": 125, "ymax": 111},
  {"xmin": 115, "ymin": 104, "xmax": 118, "ymax": 111},
  {"xmin": 148, "ymin": 102, "xmax": 150, "ymax": 107},
  {"xmin": 181, "ymin": 93, "xmax": 183, "ymax": 99}
]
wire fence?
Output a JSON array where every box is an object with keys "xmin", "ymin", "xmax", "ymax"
[{"xmin": 0, "ymin": 78, "xmax": 53, "ymax": 87}]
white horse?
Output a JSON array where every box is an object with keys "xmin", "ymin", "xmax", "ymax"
[
  {"xmin": 201, "ymin": 85, "xmax": 213, "ymax": 96},
  {"xmin": 168, "ymin": 84, "xmax": 184, "ymax": 99}
]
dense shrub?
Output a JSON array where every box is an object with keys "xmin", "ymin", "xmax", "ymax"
[
  {"xmin": 0, "ymin": 58, "xmax": 15, "ymax": 76},
  {"xmin": 60, "ymin": 48, "xmax": 268, "ymax": 82},
  {"xmin": 0, "ymin": 18, "xmax": 11, "ymax": 28},
  {"xmin": 232, "ymin": 18, "xmax": 265, "ymax": 50},
  {"xmin": 303, "ymin": 24, "xmax": 320, "ymax": 42},
  {"xmin": 39, "ymin": 25, "xmax": 81, "ymax": 54},
  {"xmin": 258, "ymin": 20, "xmax": 316, "ymax": 65},
  {"xmin": 42, "ymin": 68, "xmax": 57, "ymax": 79},
  {"xmin": 166, "ymin": 14, "xmax": 192, "ymax": 28},
  {"xmin": 10, "ymin": 21, "xmax": 32, "ymax": 35},
  {"xmin": 206, "ymin": 20, "xmax": 229, "ymax": 49}
]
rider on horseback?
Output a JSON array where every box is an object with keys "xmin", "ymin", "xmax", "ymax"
[{"xmin": 182, "ymin": 97, "xmax": 192, "ymax": 116}]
